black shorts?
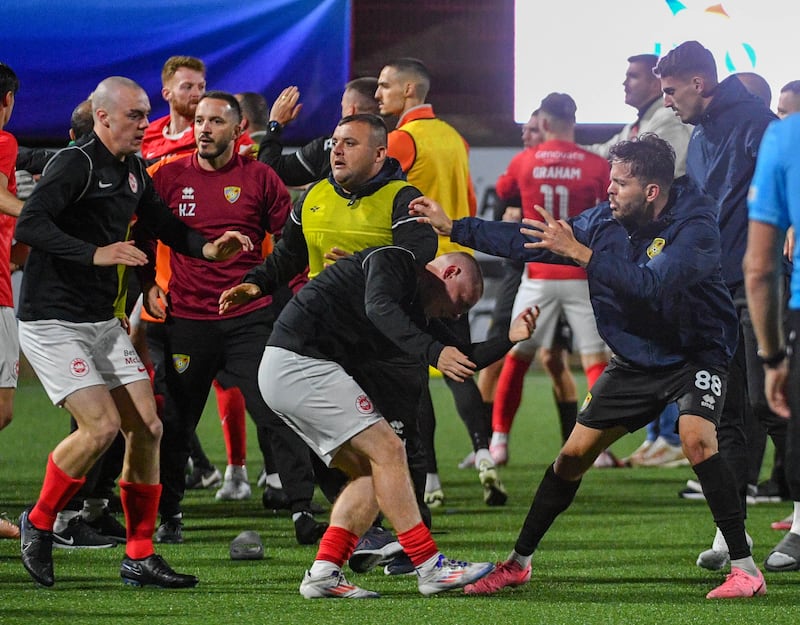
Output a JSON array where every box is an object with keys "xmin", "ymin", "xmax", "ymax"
[{"xmin": 578, "ymin": 357, "xmax": 728, "ymax": 433}]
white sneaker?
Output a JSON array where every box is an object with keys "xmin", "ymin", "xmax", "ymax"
[
  {"xmin": 417, "ymin": 554, "xmax": 494, "ymax": 596},
  {"xmin": 696, "ymin": 527, "xmax": 754, "ymax": 570},
  {"xmin": 478, "ymin": 460, "xmax": 507, "ymax": 506},
  {"xmin": 215, "ymin": 465, "xmax": 252, "ymax": 501},
  {"xmin": 423, "ymin": 488, "xmax": 444, "ymax": 508},
  {"xmin": 458, "ymin": 451, "xmax": 476, "ymax": 469},
  {"xmin": 300, "ymin": 568, "xmax": 379, "ymax": 599},
  {"xmin": 637, "ymin": 436, "xmax": 688, "ymax": 467},
  {"xmin": 623, "ymin": 439, "xmax": 653, "ymax": 466}
]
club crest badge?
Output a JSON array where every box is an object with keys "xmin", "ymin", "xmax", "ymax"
[
  {"xmin": 70, "ymin": 358, "xmax": 90, "ymax": 377},
  {"xmin": 355, "ymin": 394, "xmax": 374, "ymax": 414},
  {"xmin": 580, "ymin": 391, "xmax": 592, "ymax": 412},
  {"xmin": 172, "ymin": 354, "xmax": 190, "ymax": 374},
  {"xmin": 128, "ymin": 172, "xmax": 138, "ymax": 194},
  {"xmin": 646, "ymin": 237, "xmax": 665, "ymax": 259},
  {"xmin": 224, "ymin": 186, "xmax": 241, "ymax": 203}
]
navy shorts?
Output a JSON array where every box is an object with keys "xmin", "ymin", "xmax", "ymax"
[{"xmin": 578, "ymin": 357, "xmax": 728, "ymax": 433}]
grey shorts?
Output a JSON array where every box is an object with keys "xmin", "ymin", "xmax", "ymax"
[
  {"xmin": 18, "ymin": 318, "xmax": 149, "ymax": 405},
  {"xmin": 259, "ymin": 346, "xmax": 384, "ymax": 466}
]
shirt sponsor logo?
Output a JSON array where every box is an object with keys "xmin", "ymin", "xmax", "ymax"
[
  {"xmin": 70, "ymin": 358, "xmax": 90, "ymax": 377},
  {"xmin": 646, "ymin": 237, "xmax": 666, "ymax": 259},
  {"xmin": 355, "ymin": 394, "xmax": 374, "ymax": 414},
  {"xmin": 124, "ymin": 349, "xmax": 145, "ymax": 372},
  {"xmin": 128, "ymin": 172, "xmax": 138, "ymax": 194},
  {"xmin": 224, "ymin": 186, "xmax": 241, "ymax": 203},
  {"xmin": 172, "ymin": 354, "xmax": 190, "ymax": 374}
]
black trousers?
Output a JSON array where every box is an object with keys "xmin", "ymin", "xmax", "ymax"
[
  {"xmin": 156, "ymin": 308, "xmax": 316, "ymax": 518},
  {"xmin": 419, "ymin": 315, "xmax": 492, "ymax": 473}
]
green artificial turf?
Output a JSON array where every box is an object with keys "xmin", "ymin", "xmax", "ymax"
[{"xmin": 1, "ymin": 373, "xmax": 797, "ymax": 624}]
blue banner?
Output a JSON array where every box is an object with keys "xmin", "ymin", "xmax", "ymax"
[{"xmin": 4, "ymin": 0, "xmax": 350, "ymax": 144}]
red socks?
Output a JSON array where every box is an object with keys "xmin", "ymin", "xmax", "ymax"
[
  {"xmin": 120, "ymin": 480, "xmax": 161, "ymax": 560},
  {"xmin": 315, "ymin": 525, "xmax": 359, "ymax": 568},
  {"xmin": 585, "ymin": 362, "xmax": 607, "ymax": 390},
  {"xmin": 492, "ymin": 352, "xmax": 531, "ymax": 434},
  {"xmin": 213, "ymin": 380, "xmax": 247, "ymax": 466},
  {"xmin": 29, "ymin": 454, "xmax": 86, "ymax": 531},
  {"xmin": 398, "ymin": 522, "xmax": 439, "ymax": 567}
]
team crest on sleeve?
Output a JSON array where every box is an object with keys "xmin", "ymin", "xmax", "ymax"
[
  {"xmin": 580, "ymin": 391, "xmax": 592, "ymax": 412},
  {"xmin": 355, "ymin": 394, "xmax": 374, "ymax": 414},
  {"xmin": 172, "ymin": 354, "xmax": 190, "ymax": 374},
  {"xmin": 128, "ymin": 172, "xmax": 138, "ymax": 194},
  {"xmin": 646, "ymin": 238, "xmax": 665, "ymax": 259},
  {"xmin": 224, "ymin": 186, "xmax": 241, "ymax": 203},
  {"xmin": 70, "ymin": 358, "xmax": 90, "ymax": 377}
]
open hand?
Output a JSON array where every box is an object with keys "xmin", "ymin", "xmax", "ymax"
[
  {"xmin": 436, "ymin": 345, "xmax": 476, "ymax": 382},
  {"xmin": 219, "ymin": 283, "xmax": 262, "ymax": 315},
  {"xmin": 409, "ymin": 196, "xmax": 453, "ymax": 236},
  {"xmin": 203, "ymin": 231, "xmax": 254, "ymax": 261}
]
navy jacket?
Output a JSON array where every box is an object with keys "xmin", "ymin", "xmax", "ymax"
[
  {"xmin": 686, "ymin": 75, "xmax": 777, "ymax": 290},
  {"xmin": 450, "ymin": 177, "xmax": 738, "ymax": 371}
]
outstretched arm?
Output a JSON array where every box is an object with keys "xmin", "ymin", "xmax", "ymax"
[{"xmin": 520, "ymin": 205, "xmax": 593, "ymax": 267}]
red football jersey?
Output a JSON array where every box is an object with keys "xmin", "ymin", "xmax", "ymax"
[
  {"xmin": 151, "ymin": 152, "xmax": 291, "ymax": 320},
  {"xmin": 500, "ymin": 139, "xmax": 609, "ymax": 279},
  {"xmin": 0, "ymin": 130, "xmax": 18, "ymax": 307}
]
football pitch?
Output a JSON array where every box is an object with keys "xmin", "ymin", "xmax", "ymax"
[{"xmin": 1, "ymin": 372, "xmax": 797, "ymax": 624}]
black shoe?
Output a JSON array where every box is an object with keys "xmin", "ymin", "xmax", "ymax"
[
  {"xmin": 349, "ymin": 526, "xmax": 403, "ymax": 573},
  {"xmin": 54, "ymin": 516, "xmax": 117, "ymax": 549},
  {"xmin": 294, "ymin": 512, "xmax": 328, "ymax": 545},
  {"xmin": 262, "ymin": 485, "xmax": 291, "ymax": 511},
  {"xmin": 383, "ymin": 552, "xmax": 415, "ymax": 576},
  {"xmin": 20, "ymin": 508, "xmax": 54, "ymax": 587},
  {"xmin": 120, "ymin": 554, "xmax": 198, "ymax": 588},
  {"xmin": 85, "ymin": 508, "xmax": 127, "ymax": 544},
  {"xmin": 756, "ymin": 479, "xmax": 790, "ymax": 503},
  {"xmin": 155, "ymin": 517, "xmax": 184, "ymax": 544},
  {"xmin": 185, "ymin": 465, "xmax": 222, "ymax": 490}
]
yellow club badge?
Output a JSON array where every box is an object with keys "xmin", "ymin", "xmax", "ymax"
[
  {"xmin": 172, "ymin": 354, "xmax": 190, "ymax": 374},
  {"xmin": 224, "ymin": 186, "xmax": 241, "ymax": 203},
  {"xmin": 580, "ymin": 391, "xmax": 592, "ymax": 412},
  {"xmin": 646, "ymin": 237, "xmax": 666, "ymax": 259}
]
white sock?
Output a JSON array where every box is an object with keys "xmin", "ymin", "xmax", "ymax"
[
  {"xmin": 308, "ymin": 559, "xmax": 339, "ymax": 577},
  {"xmin": 474, "ymin": 448, "xmax": 493, "ymax": 468},
  {"xmin": 266, "ymin": 472, "xmax": 282, "ymax": 489},
  {"xmin": 418, "ymin": 552, "xmax": 442, "ymax": 573},
  {"xmin": 53, "ymin": 509, "xmax": 81, "ymax": 534},
  {"xmin": 509, "ymin": 550, "xmax": 532, "ymax": 568},
  {"xmin": 490, "ymin": 432, "xmax": 508, "ymax": 447},
  {"xmin": 425, "ymin": 473, "xmax": 441, "ymax": 492},
  {"xmin": 711, "ymin": 526, "xmax": 727, "ymax": 552},
  {"xmin": 730, "ymin": 556, "xmax": 759, "ymax": 577},
  {"xmin": 789, "ymin": 501, "xmax": 800, "ymax": 535}
]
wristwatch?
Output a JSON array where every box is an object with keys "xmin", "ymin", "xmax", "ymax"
[
  {"xmin": 756, "ymin": 346, "xmax": 787, "ymax": 368},
  {"xmin": 268, "ymin": 120, "xmax": 283, "ymax": 134}
]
